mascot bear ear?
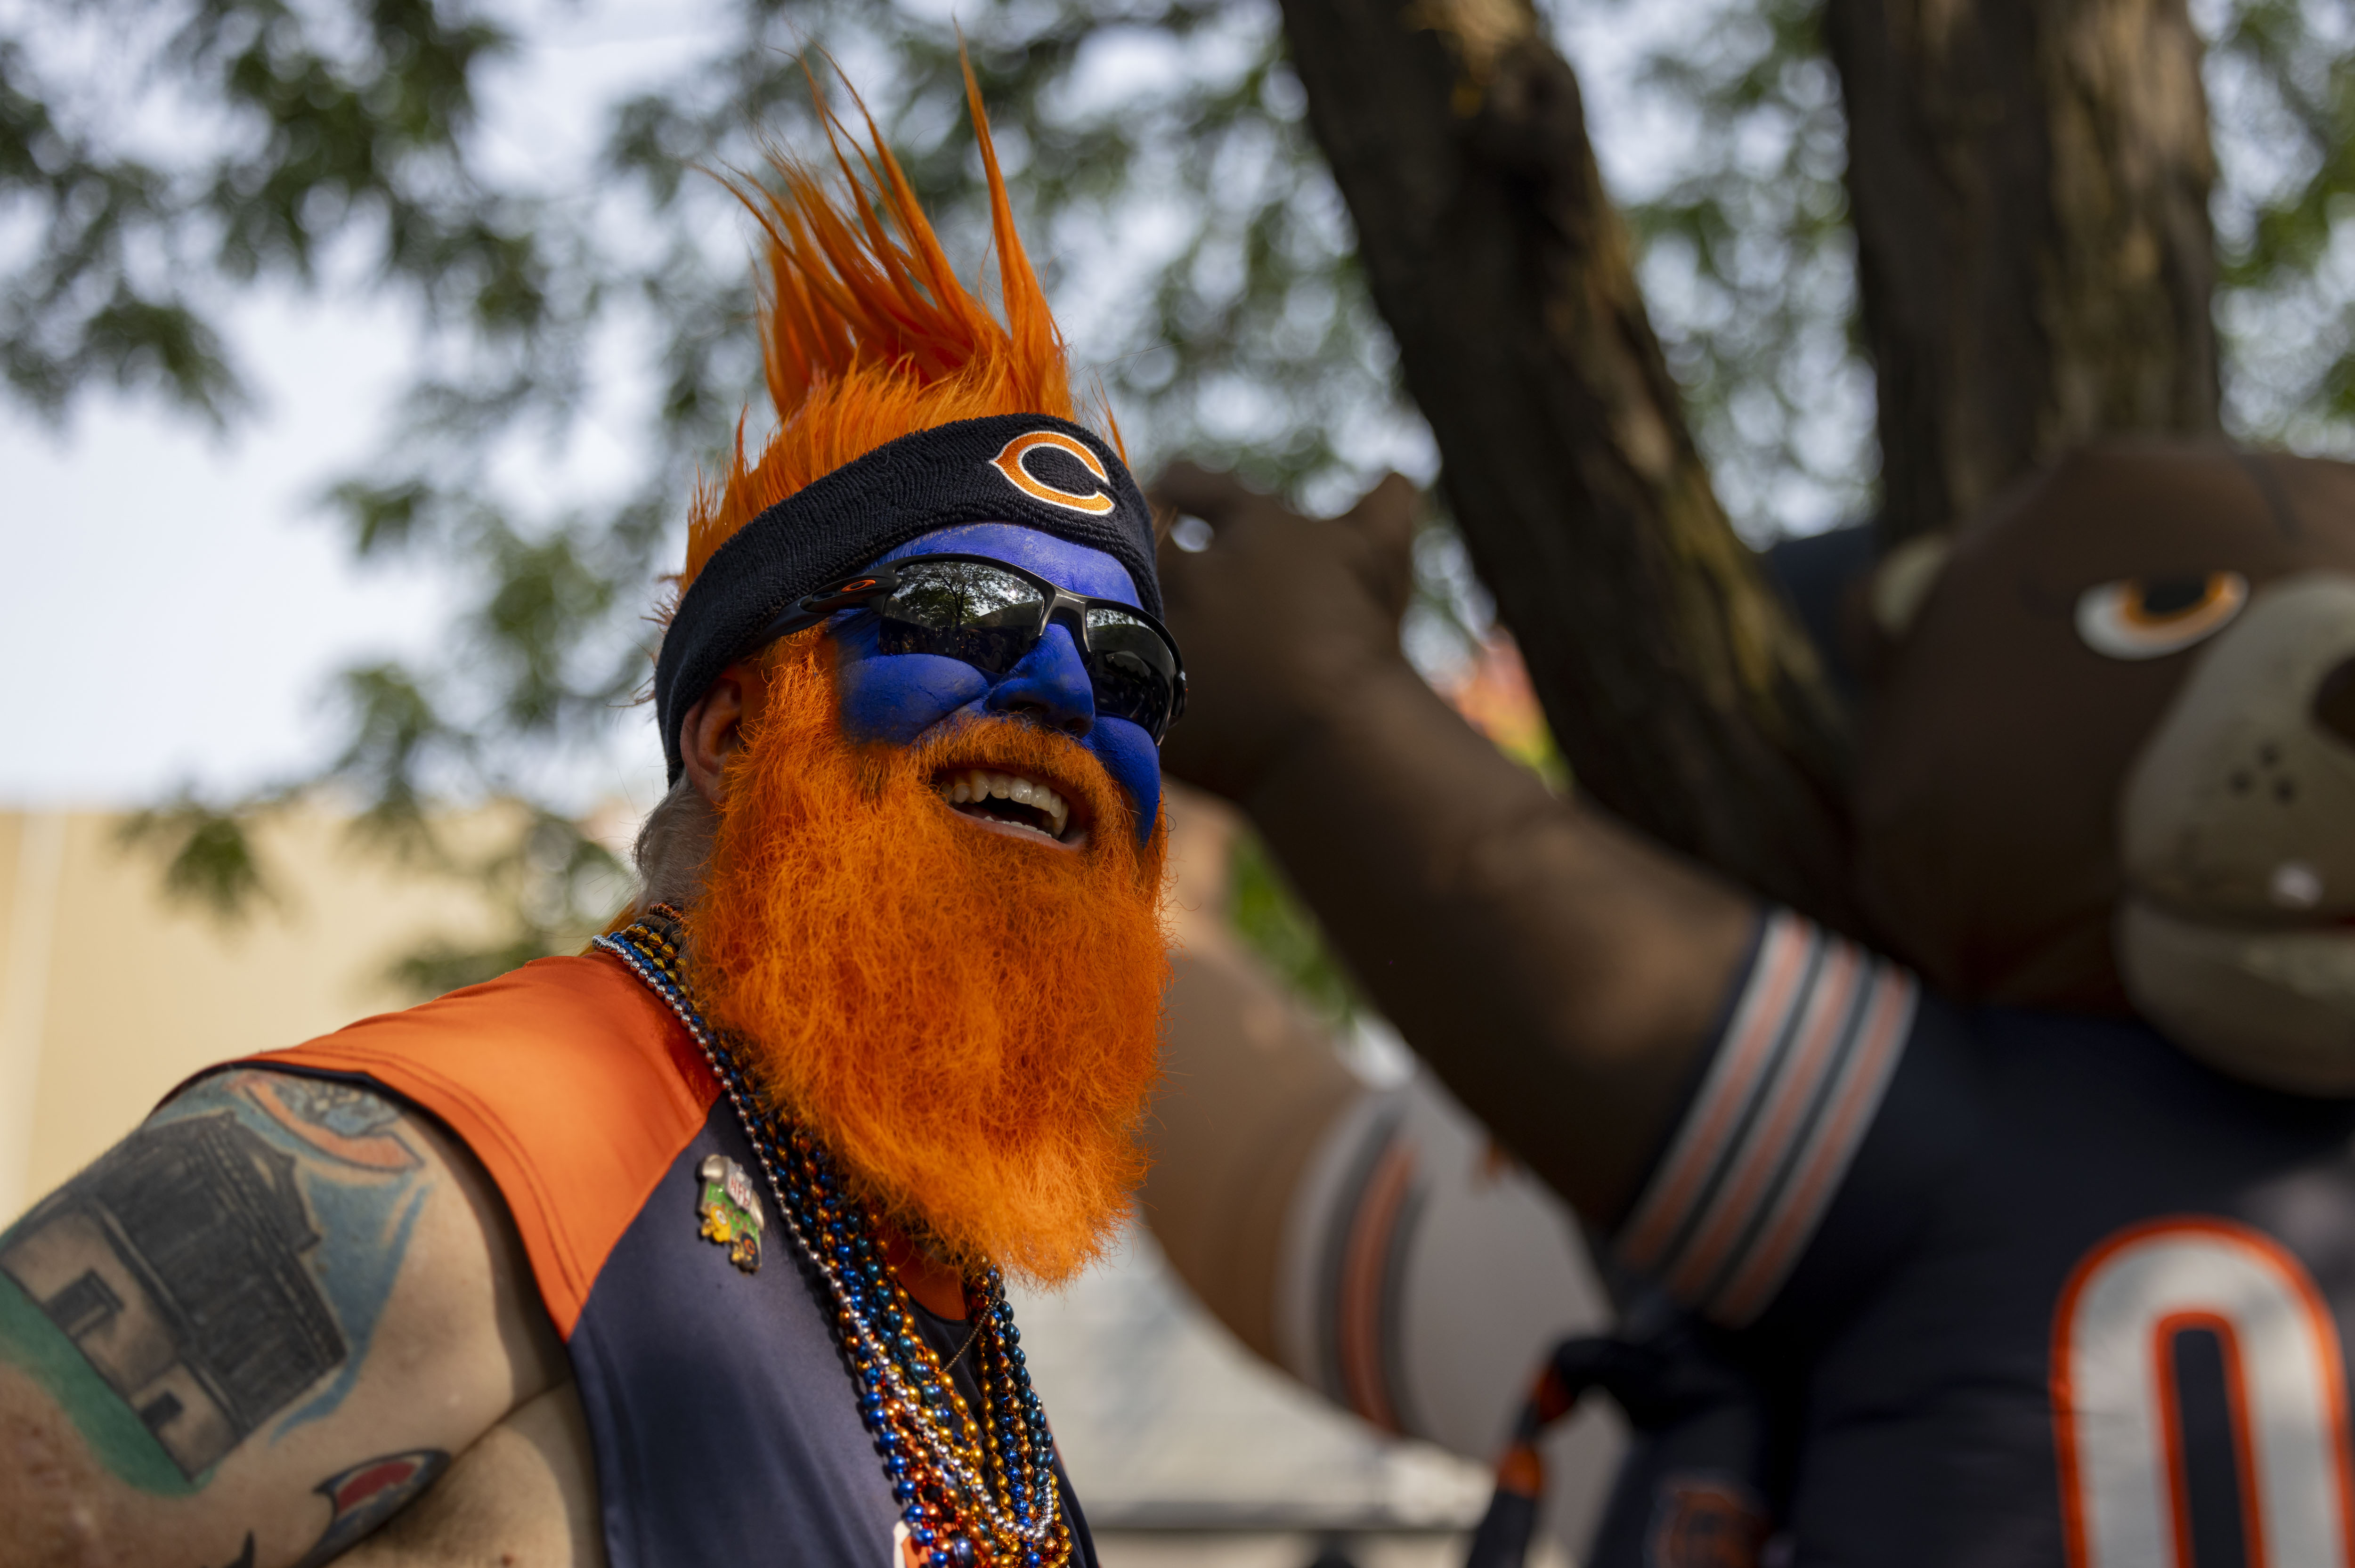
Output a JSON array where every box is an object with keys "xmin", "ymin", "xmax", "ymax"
[{"xmin": 1868, "ymin": 533, "xmax": 1955, "ymax": 642}]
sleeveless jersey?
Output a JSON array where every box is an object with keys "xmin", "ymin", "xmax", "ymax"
[
  {"xmin": 240, "ymin": 952, "xmax": 1099, "ymax": 1568},
  {"xmin": 1602, "ymin": 911, "xmax": 2355, "ymax": 1566}
]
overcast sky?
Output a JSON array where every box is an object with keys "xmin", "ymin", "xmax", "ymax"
[{"xmin": 0, "ymin": 0, "xmax": 720, "ymax": 809}]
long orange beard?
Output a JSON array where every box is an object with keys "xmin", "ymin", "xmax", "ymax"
[{"xmin": 687, "ymin": 637, "xmax": 1170, "ymax": 1286}]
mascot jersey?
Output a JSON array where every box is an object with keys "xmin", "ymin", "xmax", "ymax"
[
  {"xmin": 1607, "ymin": 908, "xmax": 2355, "ymax": 1566},
  {"xmin": 230, "ymin": 952, "xmax": 1099, "ymax": 1568},
  {"xmin": 1137, "ymin": 445, "xmax": 2355, "ymax": 1565}
]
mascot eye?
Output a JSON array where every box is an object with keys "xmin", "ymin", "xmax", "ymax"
[{"xmin": 2075, "ymin": 572, "xmax": 2249, "ymax": 660}]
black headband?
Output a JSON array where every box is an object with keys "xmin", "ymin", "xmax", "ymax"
[{"xmin": 654, "ymin": 413, "xmax": 1160, "ymax": 783}]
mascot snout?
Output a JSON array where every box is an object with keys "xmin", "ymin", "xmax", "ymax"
[{"xmin": 2121, "ymin": 570, "xmax": 2355, "ymax": 1092}]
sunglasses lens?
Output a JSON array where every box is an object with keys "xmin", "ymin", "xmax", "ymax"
[
  {"xmin": 1082, "ymin": 607, "xmax": 1180, "ymax": 737},
  {"xmin": 875, "ymin": 561, "xmax": 1046, "ymax": 674}
]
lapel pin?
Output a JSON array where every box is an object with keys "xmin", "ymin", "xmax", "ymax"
[{"xmin": 696, "ymin": 1153, "xmax": 764, "ymax": 1274}]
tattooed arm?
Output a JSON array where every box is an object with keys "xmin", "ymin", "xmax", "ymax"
[{"xmin": 0, "ymin": 1071, "xmax": 570, "ymax": 1568}]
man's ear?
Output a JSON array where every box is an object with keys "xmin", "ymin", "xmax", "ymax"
[{"xmin": 681, "ymin": 660, "xmax": 767, "ymax": 807}]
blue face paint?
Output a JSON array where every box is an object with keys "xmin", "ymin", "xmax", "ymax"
[{"xmin": 832, "ymin": 522, "xmax": 1163, "ymax": 841}]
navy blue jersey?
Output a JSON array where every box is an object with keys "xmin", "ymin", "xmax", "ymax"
[
  {"xmin": 1609, "ymin": 912, "xmax": 2355, "ymax": 1566},
  {"xmin": 243, "ymin": 954, "xmax": 1099, "ymax": 1568}
]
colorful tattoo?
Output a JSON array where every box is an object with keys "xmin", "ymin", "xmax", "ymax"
[
  {"xmin": 0, "ymin": 1071, "xmax": 435, "ymax": 1491},
  {"xmin": 293, "ymin": 1448, "xmax": 450, "ymax": 1567},
  {"xmin": 250, "ymin": 1078, "xmax": 419, "ymax": 1173},
  {"xmin": 193, "ymin": 1447, "xmax": 449, "ymax": 1568}
]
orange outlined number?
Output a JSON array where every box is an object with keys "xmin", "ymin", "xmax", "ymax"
[
  {"xmin": 2054, "ymin": 1217, "xmax": 2355, "ymax": 1567},
  {"xmin": 988, "ymin": 431, "xmax": 1115, "ymax": 516}
]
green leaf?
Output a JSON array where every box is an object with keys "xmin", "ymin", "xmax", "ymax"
[
  {"xmin": 115, "ymin": 798, "xmax": 281, "ymax": 921},
  {"xmin": 1226, "ymin": 828, "xmax": 1359, "ymax": 1028}
]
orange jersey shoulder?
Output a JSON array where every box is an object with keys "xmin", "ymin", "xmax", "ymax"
[{"xmin": 240, "ymin": 951, "xmax": 717, "ymax": 1338}]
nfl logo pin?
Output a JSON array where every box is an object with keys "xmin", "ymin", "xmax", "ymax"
[{"xmin": 696, "ymin": 1153, "xmax": 764, "ymax": 1274}]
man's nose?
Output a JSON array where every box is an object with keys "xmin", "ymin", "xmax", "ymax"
[
  {"xmin": 985, "ymin": 623, "xmax": 1094, "ymax": 736},
  {"xmin": 2318, "ymin": 652, "xmax": 2355, "ymax": 748}
]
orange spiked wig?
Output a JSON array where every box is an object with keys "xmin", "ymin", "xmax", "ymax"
[
  {"xmin": 650, "ymin": 60, "xmax": 1162, "ymax": 784},
  {"xmin": 682, "ymin": 62, "xmax": 1117, "ymax": 593}
]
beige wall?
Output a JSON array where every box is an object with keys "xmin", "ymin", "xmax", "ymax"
[{"xmin": 0, "ymin": 808, "xmax": 521, "ymax": 1218}]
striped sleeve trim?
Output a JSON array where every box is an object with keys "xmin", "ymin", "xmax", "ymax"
[
  {"xmin": 1278, "ymin": 1093, "xmax": 1428, "ymax": 1436},
  {"xmin": 1611, "ymin": 910, "xmax": 1917, "ymax": 1327}
]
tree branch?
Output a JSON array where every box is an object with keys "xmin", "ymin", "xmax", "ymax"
[
  {"xmin": 1826, "ymin": 0, "xmax": 2221, "ymax": 544},
  {"xmin": 1276, "ymin": 0, "xmax": 1860, "ymax": 929}
]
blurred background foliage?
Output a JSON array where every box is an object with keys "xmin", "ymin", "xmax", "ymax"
[
  {"xmin": 1226, "ymin": 829, "xmax": 1359, "ymax": 1027},
  {"xmin": 8, "ymin": 0, "xmax": 2355, "ymax": 991}
]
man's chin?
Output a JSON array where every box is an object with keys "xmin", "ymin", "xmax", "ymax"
[
  {"xmin": 865, "ymin": 1149, "xmax": 1139, "ymax": 1289},
  {"xmin": 756, "ymin": 1054, "xmax": 1153, "ymax": 1287}
]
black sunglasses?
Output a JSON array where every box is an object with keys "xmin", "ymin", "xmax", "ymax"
[{"xmin": 760, "ymin": 553, "xmax": 1187, "ymax": 743}]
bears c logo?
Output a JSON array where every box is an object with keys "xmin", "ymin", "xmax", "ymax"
[{"xmin": 989, "ymin": 430, "xmax": 1117, "ymax": 516}]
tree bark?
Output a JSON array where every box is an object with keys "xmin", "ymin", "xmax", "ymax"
[
  {"xmin": 1826, "ymin": 0, "xmax": 2220, "ymax": 545},
  {"xmin": 1276, "ymin": 0, "xmax": 1860, "ymax": 929}
]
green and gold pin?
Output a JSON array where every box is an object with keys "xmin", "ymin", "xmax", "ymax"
[{"xmin": 696, "ymin": 1153, "xmax": 764, "ymax": 1273}]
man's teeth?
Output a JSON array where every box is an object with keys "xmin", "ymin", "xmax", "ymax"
[{"xmin": 943, "ymin": 770, "xmax": 1071, "ymax": 839}]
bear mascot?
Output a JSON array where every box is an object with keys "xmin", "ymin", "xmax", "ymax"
[{"xmin": 1138, "ymin": 441, "xmax": 2355, "ymax": 1566}]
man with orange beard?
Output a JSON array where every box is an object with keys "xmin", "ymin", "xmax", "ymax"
[{"xmin": 0, "ymin": 78, "xmax": 1177, "ymax": 1568}]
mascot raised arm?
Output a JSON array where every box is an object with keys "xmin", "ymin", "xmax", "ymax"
[{"xmin": 1144, "ymin": 442, "xmax": 2355, "ymax": 1566}]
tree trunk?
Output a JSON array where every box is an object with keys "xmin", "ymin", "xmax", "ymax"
[
  {"xmin": 1276, "ymin": 0, "xmax": 1861, "ymax": 929},
  {"xmin": 1825, "ymin": 0, "xmax": 2220, "ymax": 546}
]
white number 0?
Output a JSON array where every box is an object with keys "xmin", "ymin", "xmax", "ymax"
[{"xmin": 2054, "ymin": 1217, "xmax": 2355, "ymax": 1567}]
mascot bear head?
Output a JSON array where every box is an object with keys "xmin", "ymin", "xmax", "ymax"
[{"xmin": 1853, "ymin": 441, "xmax": 2355, "ymax": 1091}]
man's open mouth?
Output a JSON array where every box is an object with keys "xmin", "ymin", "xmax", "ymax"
[{"xmin": 935, "ymin": 767, "xmax": 1082, "ymax": 845}]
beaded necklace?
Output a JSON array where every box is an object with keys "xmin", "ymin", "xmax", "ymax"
[{"xmin": 597, "ymin": 907, "xmax": 1073, "ymax": 1568}]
